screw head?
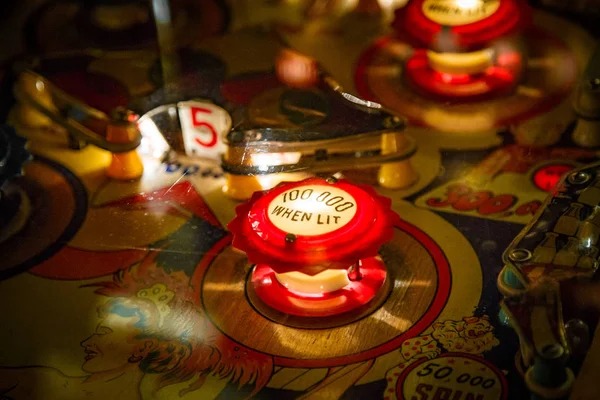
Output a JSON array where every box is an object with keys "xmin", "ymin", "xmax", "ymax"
[
  {"xmin": 508, "ymin": 249, "xmax": 532, "ymax": 263},
  {"xmin": 285, "ymin": 233, "xmax": 297, "ymax": 243},
  {"xmin": 567, "ymin": 171, "xmax": 590, "ymax": 185},
  {"xmin": 588, "ymin": 77, "xmax": 600, "ymax": 91},
  {"xmin": 246, "ymin": 130, "xmax": 262, "ymax": 141},
  {"xmin": 229, "ymin": 131, "xmax": 245, "ymax": 143},
  {"xmin": 383, "ymin": 115, "xmax": 405, "ymax": 129},
  {"xmin": 325, "ymin": 176, "xmax": 338, "ymax": 184},
  {"xmin": 110, "ymin": 106, "xmax": 133, "ymax": 122}
]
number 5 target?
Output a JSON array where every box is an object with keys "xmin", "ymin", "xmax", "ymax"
[{"xmin": 178, "ymin": 100, "xmax": 232, "ymax": 161}]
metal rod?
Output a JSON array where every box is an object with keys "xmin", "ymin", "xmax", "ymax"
[{"xmin": 151, "ymin": 0, "xmax": 181, "ymax": 101}]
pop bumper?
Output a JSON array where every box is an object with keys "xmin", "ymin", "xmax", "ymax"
[{"xmin": 228, "ymin": 177, "xmax": 400, "ymax": 317}]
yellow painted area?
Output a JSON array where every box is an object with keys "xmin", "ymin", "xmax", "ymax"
[
  {"xmin": 146, "ymin": 373, "xmax": 230, "ymax": 400},
  {"xmin": 284, "ymin": 368, "xmax": 329, "ymax": 391},
  {"xmin": 0, "ymin": 273, "xmax": 102, "ymax": 376},
  {"xmin": 297, "ymin": 361, "xmax": 372, "ymax": 399},
  {"xmin": 70, "ymin": 206, "xmax": 187, "ymax": 251},
  {"xmin": 267, "ymin": 368, "xmax": 310, "ymax": 388},
  {"xmin": 204, "ymin": 186, "xmax": 241, "ymax": 226},
  {"xmin": 415, "ymin": 170, "xmax": 558, "ymax": 224}
]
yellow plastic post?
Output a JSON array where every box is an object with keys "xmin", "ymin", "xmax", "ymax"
[
  {"xmin": 378, "ymin": 132, "xmax": 417, "ymax": 189},
  {"xmin": 222, "ymin": 146, "xmax": 263, "ymax": 201}
]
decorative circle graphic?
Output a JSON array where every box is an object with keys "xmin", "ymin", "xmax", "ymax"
[
  {"xmin": 200, "ymin": 219, "xmax": 452, "ymax": 368},
  {"xmin": 0, "ymin": 158, "xmax": 87, "ymax": 280},
  {"xmin": 392, "ymin": 353, "xmax": 508, "ymax": 400}
]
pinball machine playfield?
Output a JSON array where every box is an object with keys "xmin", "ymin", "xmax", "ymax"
[{"xmin": 0, "ymin": 1, "xmax": 599, "ymax": 399}]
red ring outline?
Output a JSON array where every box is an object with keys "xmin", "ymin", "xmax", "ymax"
[
  {"xmin": 195, "ymin": 218, "xmax": 452, "ymax": 368},
  {"xmin": 395, "ymin": 352, "xmax": 508, "ymax": 400},
  {"xmin": 251, "ymin": 256, "xmax": 388, "ymax": 317}
]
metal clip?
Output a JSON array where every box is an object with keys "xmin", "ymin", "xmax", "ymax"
[{"xmin": 13, "ymin": 69, "xmax": 141, "ymax": 153}]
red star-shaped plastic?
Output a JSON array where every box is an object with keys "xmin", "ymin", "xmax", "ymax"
[{"xmin": 228, "ymin": 177, "xmax": 400, "ymax": 275}]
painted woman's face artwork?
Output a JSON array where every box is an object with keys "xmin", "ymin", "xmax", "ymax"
[
  {"xmin": 74, "ymin": 254, "xmax": 274, "ymax": 397},
  {"xmin": 80, "ymin": 311, "xmax": 144, "ymax": 374}
]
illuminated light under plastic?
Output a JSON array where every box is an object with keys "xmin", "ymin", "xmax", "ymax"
[
  {"xmin": 250, "ymin": 152, "xmax": 302, "ymax": 167},
  {"xmin": 436, "ymin": 72, "xmax": 472, "ymax": 84},
  {"xmin": 266, "ymin": 185, "xmax": 358, "ymax": 236},
  {"xmin": 455, "ymin": 0, "xmax": 479, "ymax": 8},
  {"xmin": 532, "ymin": 164, "xmax": 574, "ymax": 192},
  {"xmin": 275, "ymin": 268, "xmax": 351, "ymax": 295},
  {"xmin": 427, "ymin": 48, "xmax": 494, "ymax": 75},
  {"xmin": 422, "ymin": 0, "xmax": 500, "ymax": 26},
  {"xmin": 255, "ymin": 172, "xmax": 313, "ymax": 194},
  {"xmin": 496, "ymin": 51, "xmax": 523, "ymax": 67}
]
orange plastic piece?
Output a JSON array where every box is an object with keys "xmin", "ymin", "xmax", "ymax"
[{"xmin": 105, "ymin": 122, "xmax": 143, "ymax": 180}]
